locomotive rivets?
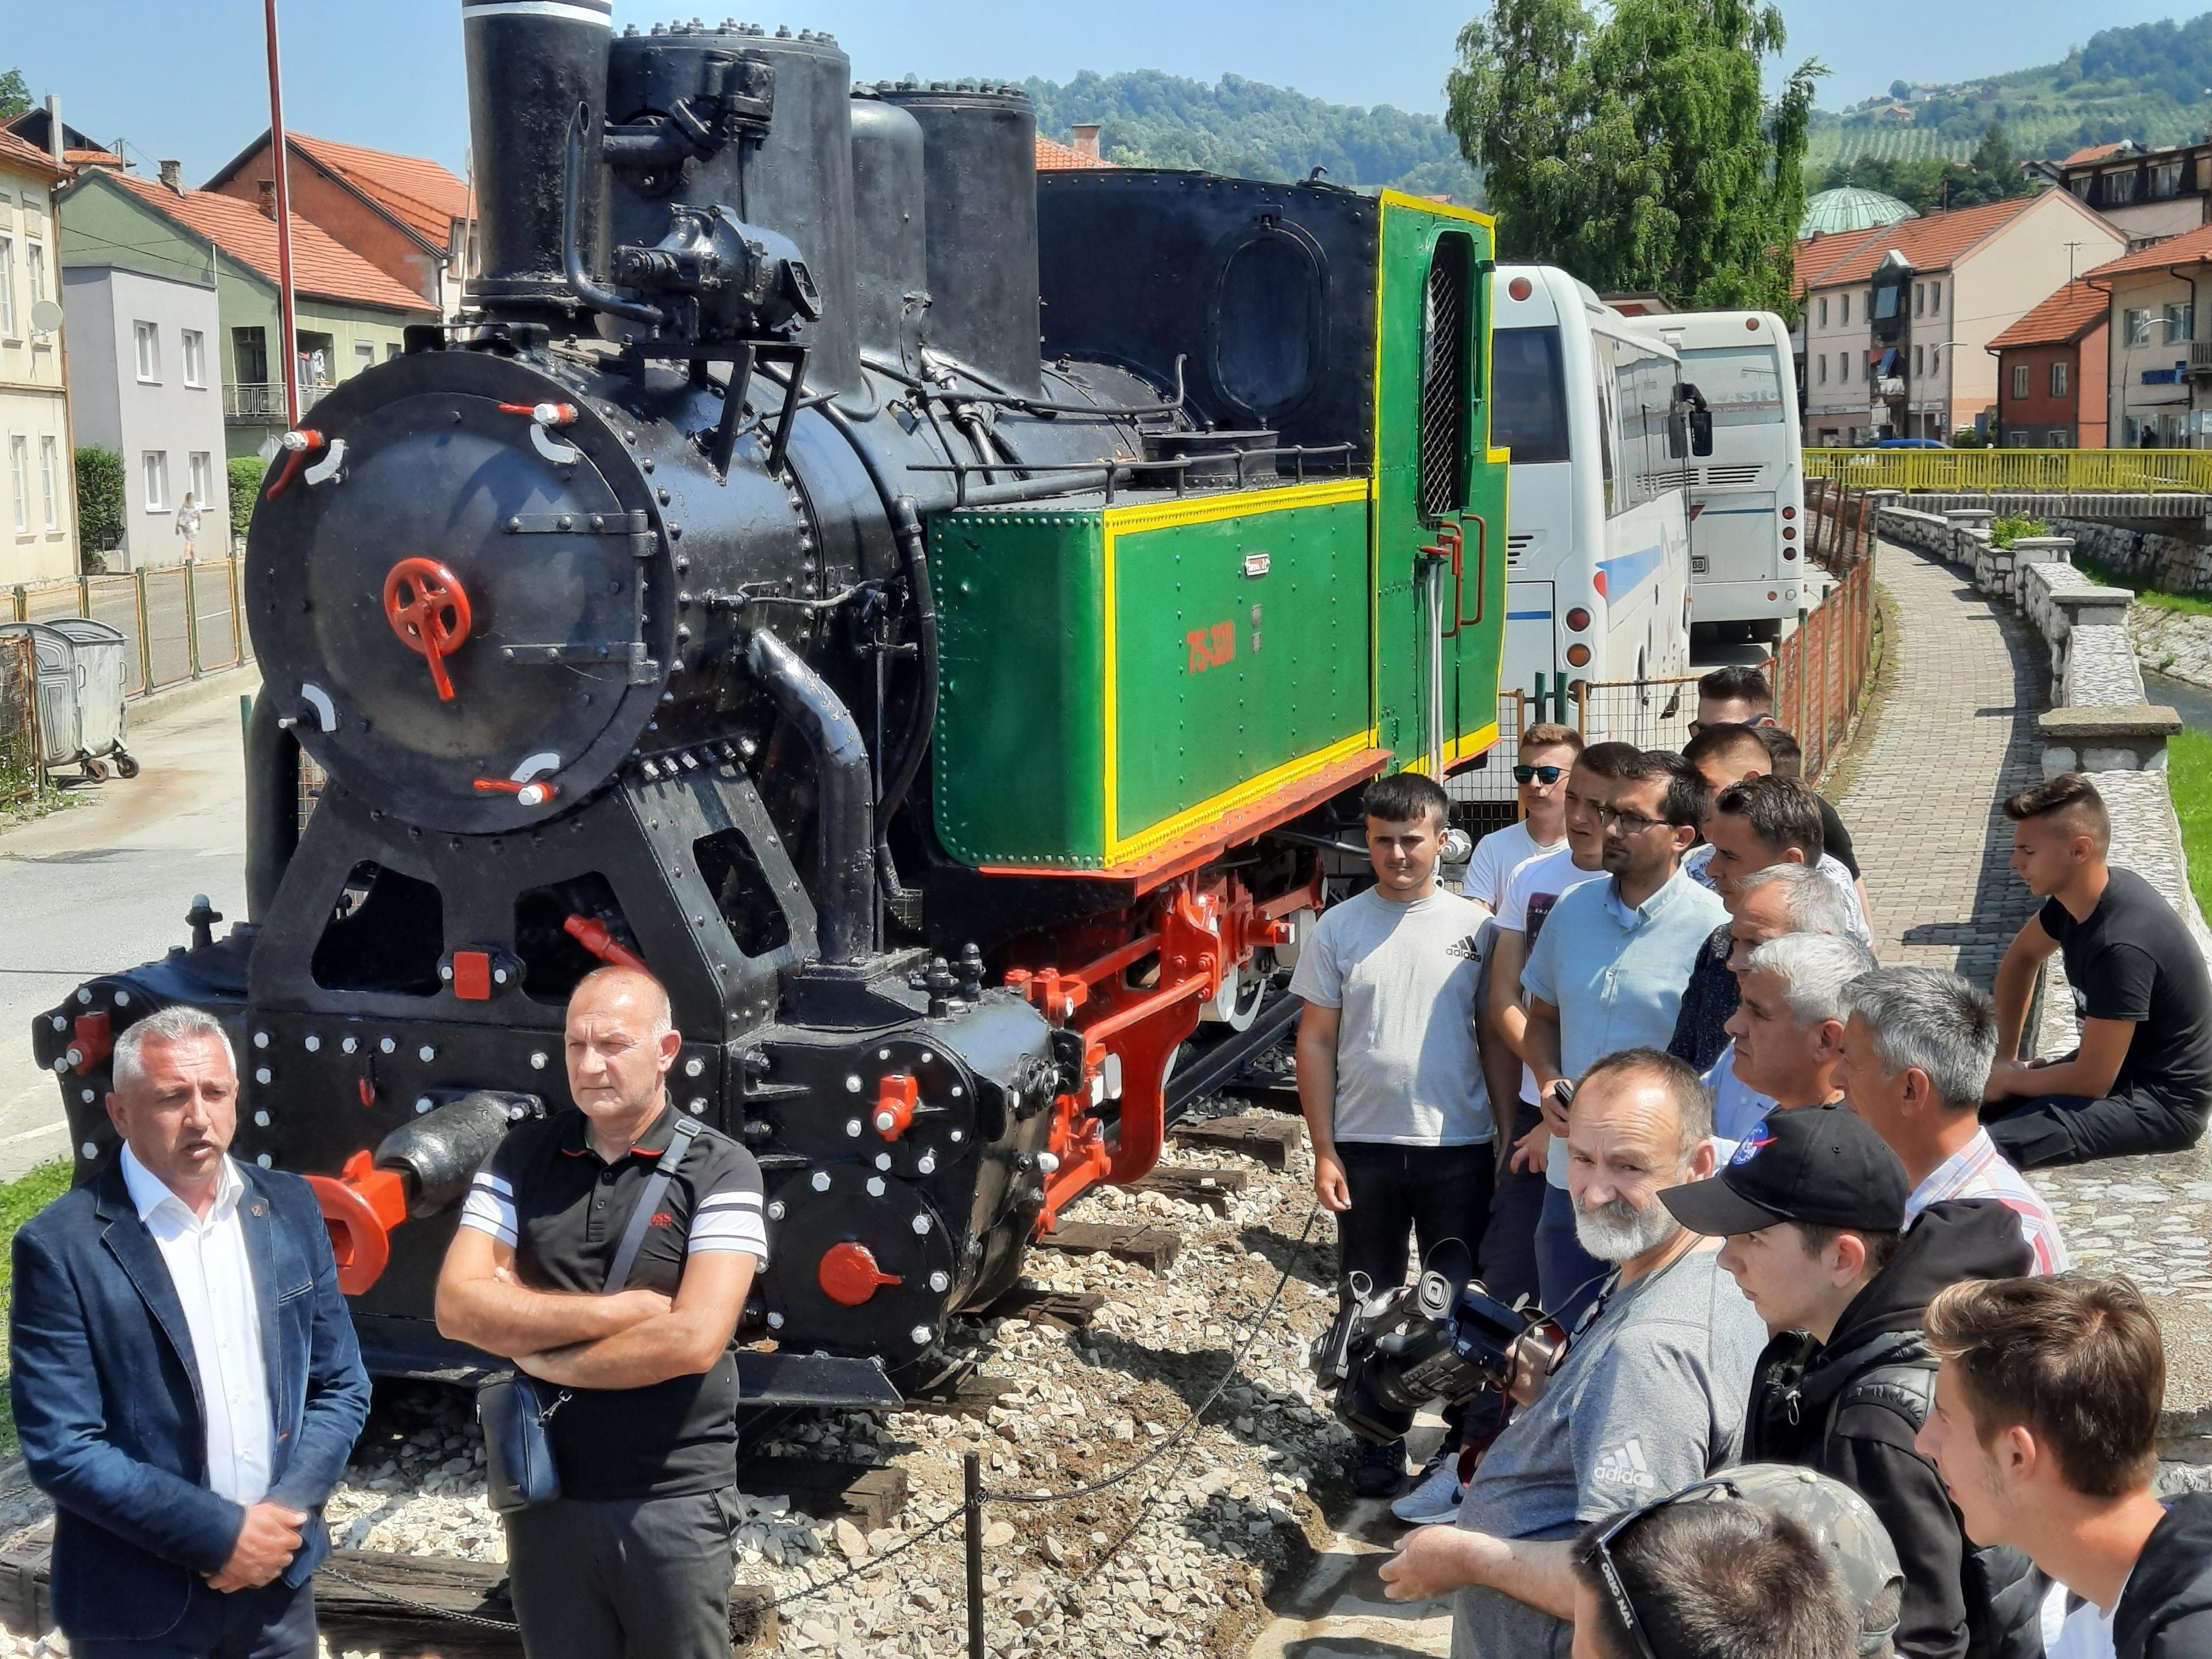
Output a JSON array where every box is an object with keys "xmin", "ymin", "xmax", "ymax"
[
  {"xmin": 79, "ymin": 1141, "xmax": 97, "ymax": 1160},
  {"xmin": 767, "ymin": 1312, "xmax": 785, "ymax": 1329},
  {"xmin": 930, "ymin": 1271, "xmax": 950, "ymax": 1293},
  {"xmin": 75, "ymin": 989, "xmax": 90, "ymax": 1005},
  {"xmin": 440, "ymin": 965, "xmax": 454, "ymax": 981},
  {"xmin": 255, "ymin": 1068, "xmax": 271, "ymax": 1085},
  {"xmin": 844, "ymin": 1075, "xmax": 862, "ymax": 1093},
  {"xmin": 418, "ymin": 1045, "xmax": 436, "ymax": 1062},
  {"xmin": 910, "ymin": 1326, "xmax": 932, "ymax": 1345},
  {"xmin": 304, "ymin": 1035, "xmax": 320, "ymax": 1052},
  {"xmin": 50, "ymin": 1056, "xmax": 67, "ymax": 1074},
  {"xmin": 685, "ymin": 1056, "xmax": 705, "ymax": 1078},
  {"xmin": 949, "ymin": 1129, "xmax": 965, "ymax": 1143},
  {"xmin": 951, "ymin": 1085, "xmax": 965, "ymax": 1099},
  {"xmin": 845, "ymin": 1118, "xmax": 862, "ymax": 1138},
  {"xmin": 875, "ymin": 1154, "xmax": 892, "ymax": 1172},
  {"xmin": 811, "ymin": 1172, "xmax": 831, "ymax": 1192},
  {"xmin": 79, "ymin": 1088, "xmax": 93, "ymax": 1104},
  {"xmin": 257, "ymin": 1154, "xmax": 273, "ymax": 1168},
  {"xmin": 657, "ymin": 487, "xmax": 671, "ymax": 506},
  {"xmin": 878, "ymin": 1048, "xmax": 891, "ymax": 1060},
  {"xmin": 494, "ymin": 967, "xmax": 509, "ymax": 984},
  {"xmin": 253, "ymin": 1031, "xmax": 270, "ymax": 1049},
  {"xmin": 920, "ymin": 1051, "xmax": 935, "ymax": 1065},
  {"xmin": 379, "ymin": 1037, "xmax": 397, "ymax": 1055},
  {"xmin": 867, "ymin": 1177, "xmax": 886, "ymax": 1197},
  {"xmin": 254, "ymin": 1111, "xmax": 271, "ymax": 1128},
  {"xmin": 767, "ymin": 1200, "xmax": 786, "ymax": 1220},
  {"xmin": 918, "ymin": 1153, "xmax": 937, "ymax": 1174},
  {"xmin": 48, "ymin": 1016, "xmax": 63, "ymax": 1031},
  {"xmin": 415, "ymin": 1097, "xmax": 433, "ymax": 1115},
  {"xmin": 911, "ymin": 1213, "xmax": 931, "ymax": 1235},
  {"xmin": 342, "ymin": 1037, "xmax": 359, "ymax": 1055},
  {"xmin": 532, "ymin": 1051, "xmax": 547, "ymax": 1070}
]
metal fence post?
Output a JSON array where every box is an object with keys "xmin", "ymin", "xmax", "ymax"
[
  {"xmin": 77, "ymin": 574, "xmax": 89, "ymax": 619},
  {"xmin": 185, "ymin": 561, "xmax": 202, "ymax": 679},
  {"xmin": 9, "ymin": 586, "xmax": 21, "ymax": 623},
  {"xmin": 133, "ymin": 567, "xmax": 152, "ymax": 690},
  {"xmin": 964, "ymin": 1452, "xmax": 986, "ymax": 1659},
  {"xmin": 229, "ymin": 557, "xmax": 245, "ymax": 665}
]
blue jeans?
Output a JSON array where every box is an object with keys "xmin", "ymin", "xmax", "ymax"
[
  {"xmin": 1535, "ymin": 1182, "xmax": 1607, "ymax": 1324},
  {"xmin": 73, "ymin": 1579, "xmax": 315, "ymax": 1659}
]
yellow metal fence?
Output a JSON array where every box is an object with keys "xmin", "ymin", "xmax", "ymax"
[
  {"xmin": 9, "ymin": 556, "xmax": 251, "ymax": 701},
  {"xmin": 1804, "ymin": 448, "xmax": 2212, "ymax": 494}
]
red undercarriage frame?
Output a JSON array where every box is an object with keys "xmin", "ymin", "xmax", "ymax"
[{"xmin": 1004, "ymin": 864, "xmax": 1324, "ymax": 1230}]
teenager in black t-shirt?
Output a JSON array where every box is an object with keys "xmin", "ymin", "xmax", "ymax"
[{"xmin": 1983, "ymin": 775, "xmax": 2212, "ymax": 1167}]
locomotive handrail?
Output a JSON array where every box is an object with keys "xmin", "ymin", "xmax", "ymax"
[
  {"xmin": 906, "ymin": 442, "xmax": 1358, "ymax": 507},
  {"xmin": 861, "ymin": 349, "xmax": 1192, "ymax": 422}
]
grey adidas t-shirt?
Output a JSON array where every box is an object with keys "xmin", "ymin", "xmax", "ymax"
[
  {"xmin": 1449, "ymin": 1244, "xmax": 1766, "ymax": 1659},
  {"xmin": 1287, "ymin": 886, "xmax": 1493, "ymax": 1146}
]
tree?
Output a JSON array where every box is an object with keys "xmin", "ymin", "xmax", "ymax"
[
  {"xmin": 1889, "ymin": 79, "xmax": 1911, "ymax": 101},
  {"xmin": 0, "ymin": 70, "xmax": 28, "ymax": 123},
  {"xmin": 228, "ymin": 457, "xmax": 266, "ymax": 544},
  {"xmin": 74, "ymin": 447, "xmax": 124, "ymax": 563},
  {"xmin": 1446, "ymin": 0, "xmax": 1825, "ymax": 315}
]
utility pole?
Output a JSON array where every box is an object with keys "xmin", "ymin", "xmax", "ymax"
[
  {"xmin": 264, "ymin": 0, "xmax": 300, "ymax": 429},
  {"xmin": 2065, "ymin": 241, "xmax": 2084, "ymax": 283}
]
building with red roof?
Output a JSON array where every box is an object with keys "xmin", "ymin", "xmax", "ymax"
[
  {"xmin": 0, "ymin": 124, "xmax": 79, "ymax": 581},
  {"xmin": 1036, "ymin": 127, "xmax": 1111, "ymax": 171},
  {"xmin": 1986, "ymin": 281, "xmax": 2109, "ymax": 448},
  {"xmin": 203, "ymin": 131, "xmax": 475, "ymax": 320},
  {"xmin": 2054, "ymin": 139, "xmax": 2212, "ymax": 247},
  {"xmin": 1794, "ymin": 188, "xmax": 2122, "ymax": 445},
  {"xmin": 2080, "ymin": 219, "xmax": 2212, "ymax": 450}
]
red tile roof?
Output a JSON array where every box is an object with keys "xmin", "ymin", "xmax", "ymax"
[
  {"xmin": 2081, "ymin": 219, "xmax": 2212, "ymax": 281},
  {"xmin": 104, "ymin": 171, "xmax": 435, "ymax": 315},
  {"xmin": 1987, "ymin": 280, "xmax": 2108, "ymax": 350},
  {"xmin": 2062, "ymin": 142, "xmax": 2127, "ymax": 168},
  {"xmin": 1794, "ymin": 194, "xmax": 2050, "ymax": 293},
  {"xmin": 0, "ymin": 130, "xmax": 71, "ymax": 184},
  {"xmin": 287, "ymin": 133, "xmax": 471, "ymax": 245},
  {"xmin": 63, "ymin": 147, "xmax": 123, "ymax": 168},
  {"xmin": 1035, "ymin": 134, "xmax": 1109, "ymax": 171}
]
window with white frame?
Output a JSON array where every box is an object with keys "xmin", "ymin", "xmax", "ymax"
[
  {"xmin": 2126, "ymin": 308, "xmax": 2153, "ymax": 346},
  {"xmin": 134, "ymin": 321, "xmax": 161, "ymax": 381},
  {"xmin": 0, "ymin": 237, "xmax": 14, "ymax": 337},
  {"xmin": 2048, "ymin": 429, "xmax": 2068, "ymax": 445},
  {"xmin": 7, "ymin": 437, "xmax": 26, "ymax": 533},
  {"xmin": 2051, "ymin": 361, "xmax": 2069, "ymax": 398},
  {"xmin": 355, "ymin": 340, "xmax": 375, "ymax": 374},
  {"xmin": 188, "ymin": 450, "xmax": 213, "ymax": 508},
  {"xmin": 2169, "ymin": 302, "xmax": 2196, "ymax": 343},
  {"xmin": 181, "ymin": 329, "xmax": 207, "ymax": 388},
  {"xmin": 38, "ymin": 436, "xmax": 57, "ymax": 530},
  {"xmin": 2106, "ymin": 169, "xmax": 2138, "ymax": 204},
  {"xmin": 2154, "ymin": 161, "xmax": 2184, "ymax": 198},
  {"xmin": 2012, "ymin": 363, "xmax": 2029, "ymax": 399},
  {"xmin": 142, "ymin": 450, "xmax": 168, "ymax": 512},
  {"xmin": 2069, "ymin": 175, "xmax": 2092, "ymax": 199}
]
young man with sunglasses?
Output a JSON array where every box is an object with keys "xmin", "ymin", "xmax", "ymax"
[
  {"xmin": 1661, "ymin": 1105, "xmax": 2041, "ymax": 1659},
  {"xmin": 1378, "ymin": 1050, "xmax": 1766, "ymax": 1659},
  {"xmin": 1518, "ymin": 752, "xmax": 1728, "ymax": 1313},
  {"xmin": 1918, "ymin": 1276, "xmax": 2212, "ymax": 1659},
  {"xmin": 1572, "ymin": 1464, "xmax": 1906, "ymax": 1659},
  {"xmin": 1464, "ymin": 725, "xmax": 1585, "ymax": 911}
]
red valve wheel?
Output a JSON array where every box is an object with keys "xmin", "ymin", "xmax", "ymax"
[{"xmin": 382, "ymin": 557, "xmax": 473, "ymax": 702}]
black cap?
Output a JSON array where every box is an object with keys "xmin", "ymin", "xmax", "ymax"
[{"xmin": 1660, "ymin": 1104, "xmax": 1909, "ymax": 1237}]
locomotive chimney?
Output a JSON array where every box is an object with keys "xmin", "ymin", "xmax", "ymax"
[{"xmin": 461, "ymin": 0, "xmax": 612, "ymax": 321}]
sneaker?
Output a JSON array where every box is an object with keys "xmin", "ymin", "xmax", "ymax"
[
  {"xmin": 1391, "ymin": 1452, "xmax": 1466, "ymax": 1525},
  {"xmin": 1351, "ymin": 1436, "xmax": 1408, "ymax": 1498}
]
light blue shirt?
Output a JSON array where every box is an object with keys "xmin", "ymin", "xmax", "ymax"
[{"xmin": 1521, "ymin": 866, "xmax": 1730, "ymax": 1185}]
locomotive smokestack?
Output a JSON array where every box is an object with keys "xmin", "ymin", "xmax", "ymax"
[{"xmin": 461, "ymin": 0, "xmax": 612, "ymax": 320}]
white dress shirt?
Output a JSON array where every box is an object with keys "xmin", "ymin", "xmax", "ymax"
[{"xmin": 119, "ymin": 1145, "xmax": 274, "ymax": 1506}]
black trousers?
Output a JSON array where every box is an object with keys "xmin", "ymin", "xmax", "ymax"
[
  {"xmin": 1983, "ymin": 1085, "xmax": 2207, "ymax": 1169},
  {"xmin": 506, "ymin": 1487, "xmax": 740, "ymax": 1659},
  {"xmin": 1479, "ymin": 1097, "xmax": 1547, "ymax": 1312},
  {"xmin": 73, "ymin": 1579, "xmax": 315, "ymax": 1659},
  {"xmin": 1335, "ymin": 1141, "xmax": 1496, "ymax": 1300}
]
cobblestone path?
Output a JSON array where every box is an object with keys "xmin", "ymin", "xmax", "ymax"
[{"xmin": 1833, "ymin": 541, "xmax": 2048, "ymax": 981}]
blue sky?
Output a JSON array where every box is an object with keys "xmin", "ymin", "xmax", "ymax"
[{"xmin": 0, "ymin": 1, "xmax": 2200, "ymax": 187}]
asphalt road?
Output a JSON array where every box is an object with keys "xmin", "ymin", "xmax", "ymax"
[{"xmin": 0, "ymin": 674, "xmax": 255, "ymax": 1180}]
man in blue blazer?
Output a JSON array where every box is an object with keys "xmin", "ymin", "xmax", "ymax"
[{"xmin": 10, "ymin": 1005, "xmax": 372, "ymax": 1657}]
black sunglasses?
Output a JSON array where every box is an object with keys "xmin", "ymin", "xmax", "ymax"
[
  {"xmin": 1588, "ymin": 1478, "xmax": 1745, "ymax": 1659},
  {"xmin": 1513, "ymin": 764, "xmax": 1566, "ymax": 785}
]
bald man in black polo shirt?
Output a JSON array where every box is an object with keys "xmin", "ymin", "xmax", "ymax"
[{"xmin": 436, "ymin": 967, "xmax": 767, "ymax": 1659}]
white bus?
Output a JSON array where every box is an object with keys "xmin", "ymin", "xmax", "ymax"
[
  {"xmin": 1633, "ymin": 310, "xmax": 1807, "ymax": 642},
  {"xmin": 1490, "ymin": 265, "xmax": 1694, "ymax": 738}
]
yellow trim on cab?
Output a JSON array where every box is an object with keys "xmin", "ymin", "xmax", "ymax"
[
  {"xmin": 1378, "ymin": 188, "xmax": 1495, "ymax": 229},
  {"xmin": 1101, "ymin": 476, "xmax": 1375, "ymax": 862},
  {"xmin": 1402, "ymin": 719, "xmax": 1502, "ymax": 778}
]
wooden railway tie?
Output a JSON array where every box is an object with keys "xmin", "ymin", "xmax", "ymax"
[{"xmin": 1169, "ymin": 1112, "xmax": 1302, "ymax": 1171}]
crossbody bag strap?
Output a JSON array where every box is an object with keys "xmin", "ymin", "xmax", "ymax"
[{"xmin": 604, "ymin": 1117, "xmax": 702, "ymax": 1294}]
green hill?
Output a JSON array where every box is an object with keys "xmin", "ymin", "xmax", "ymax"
[
  {"xmin": 1020, "ymin": 69, "xmax": 1483, "ymax": 204},
  {"xmin": 1812, "ymin": 12, "xmax": 2212, "ymax": 168}
]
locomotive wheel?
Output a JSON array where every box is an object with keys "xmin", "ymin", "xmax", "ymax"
[{"xmin": 113, "ymin": 749, "xmax": 141, "ymax": 780}]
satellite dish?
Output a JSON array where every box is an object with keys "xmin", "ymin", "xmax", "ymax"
[{"xmin": 28, "ymin": 300, "xmax": 62, "ymax": 335}]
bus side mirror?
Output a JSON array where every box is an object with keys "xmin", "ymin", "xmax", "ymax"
[
  {"xmin": 1691, "ymin": 408, "xmax": 1714, "ymax": 457},
  {"xmin": 1666, "ymin": 409, "xmax": 1689, "ymax": 459}
]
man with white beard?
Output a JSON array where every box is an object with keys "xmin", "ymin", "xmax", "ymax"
[{"xmin": 1378, "ymin": 1048, "xmax": 1768, "ymax": 1659}]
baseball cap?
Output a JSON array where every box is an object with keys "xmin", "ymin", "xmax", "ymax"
[{"xmin": 1658, "ymin": 1103, "xmax": 1908, "ymax": 1237}]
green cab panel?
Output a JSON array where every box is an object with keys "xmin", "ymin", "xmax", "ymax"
[{"xmin": 930, "ymin": 480, "xmax": 1374, "ymax": 872}]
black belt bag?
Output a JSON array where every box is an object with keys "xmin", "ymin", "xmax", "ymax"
[{"xmin": 479, "ymin": 1118, "xmax": 701, "ymax": 1514}]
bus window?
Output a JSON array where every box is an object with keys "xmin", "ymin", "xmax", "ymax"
[
  {"xmin": 1591, "ymin": 332, "xmax": 1619, "ymax": 516},
  {"xmin": 1680, "ymin": 345, "xmax": 1785, "ymax": 429},
  {"xmin": 1491, "ymin": 326, "xmax": 1569, "ymax": 465}
]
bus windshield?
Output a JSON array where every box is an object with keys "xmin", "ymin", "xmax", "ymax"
[
  {"xmin": 1681, "ymin": 344, "xmax": 1786, "ymax": 429},
  {"xmin": 1492, "ymin": 325, "xmax": 1570, "ymax": 464}
]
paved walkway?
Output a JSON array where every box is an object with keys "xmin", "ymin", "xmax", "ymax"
[{"xmin": 1834, "ymin": 541, "xmax": 2049, "ymax": 978}]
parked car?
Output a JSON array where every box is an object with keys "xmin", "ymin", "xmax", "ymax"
[{"xmin": 1876, "ymin": 437, "xmax": 1948, "ymax": 449}]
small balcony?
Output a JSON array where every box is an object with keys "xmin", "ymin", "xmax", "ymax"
[
  {"xmin": 224, "ymin": 382, "xmax": 332, "ymax": 425},
  {"xmin": 2189, "ymin": 341, "xmax": 2212, "ymax": 380}
]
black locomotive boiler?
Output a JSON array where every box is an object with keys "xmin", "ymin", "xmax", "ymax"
[{"xmin": 34, "ymin": 1, "xmax": 1510, "ymax": 1402}]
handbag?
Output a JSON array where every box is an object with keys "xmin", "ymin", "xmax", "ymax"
[{"xmin": 478, "ymin": 1117, "xmax": 702, "ymax": 1513}]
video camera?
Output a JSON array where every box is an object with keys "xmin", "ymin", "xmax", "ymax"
[{"xmin": 1309, "ymin": 1240, "xmax": 1562, "ymax": 1444}]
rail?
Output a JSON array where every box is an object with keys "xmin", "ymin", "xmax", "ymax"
[{"xmin": 1804, "ymin": 447, "xmax": 2212, "ymax": 494}]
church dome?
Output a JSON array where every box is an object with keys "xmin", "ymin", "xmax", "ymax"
[{"xmin": 1801, "ymin": 187, "xmax": 1919, "ymax": 238}]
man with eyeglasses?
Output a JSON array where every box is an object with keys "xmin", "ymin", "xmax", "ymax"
[
  {"xmin": 1518, "ymin": 751, "xmax": 1728, "ymax": 1313},
  {"xmin": 1570, "ymin": 1465, "xmax": 1905, "ymax": 1659},
  {"xmin": 1464, "ymin": 725, "xmax": 1585, "ymax": 911},
  {"xmin": 1377, "ymin": 1049, "xmax": 1766, "ymax": 1659}
]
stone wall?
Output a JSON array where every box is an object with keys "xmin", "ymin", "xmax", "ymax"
[{"xmin": 2053, "ymin": 516, "xmax": 2212, "ymax": 596}]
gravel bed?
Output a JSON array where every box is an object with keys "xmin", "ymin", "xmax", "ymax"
[{"xmin": 0, "ymin": 1126, "xmax": 1354, "ymax": 1658}]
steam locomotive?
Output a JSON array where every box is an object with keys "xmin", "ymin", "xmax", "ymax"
[{"xmin": 33, "ymin": 0, "xmax": 1509, "ymax": 1404}]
